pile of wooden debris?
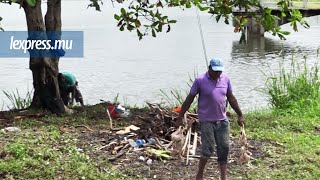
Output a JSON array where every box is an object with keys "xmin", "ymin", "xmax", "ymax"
[
  {"xmin": 91, "ymin": 102, "xmax": 252, "ymax": 166},
  {"xmin": 101, "ymin": 102, "xmax": 200, "ymax": 164}
]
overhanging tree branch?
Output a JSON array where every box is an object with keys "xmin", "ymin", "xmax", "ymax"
[{"xmin": 96, "ymin": 0, "xmax": 310, "ymax": 41}]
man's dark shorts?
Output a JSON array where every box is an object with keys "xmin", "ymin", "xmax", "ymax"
[{"xmin": 200, "ymin": 120, "xmax": 230, "ymax": 165}]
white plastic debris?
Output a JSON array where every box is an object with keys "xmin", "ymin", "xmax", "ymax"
[
  {"xmin": 76, "ymin": 148, "xmax": 84, "ymax": 152},
  {"xmin": 128, "ymin": 139, "xmax": 137, "ymax": 147},
  {"xmin": 138, "ymin": 156, "xmax": 145, "ymax": 161},
  {"xmin": 146, "ymin": 158, "xmax": 152, "ymax": 165},
  {"xmin": 1, "ymin": 127, "xmax": 21, "ymax": 132}
]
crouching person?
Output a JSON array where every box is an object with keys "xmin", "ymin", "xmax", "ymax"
[{"xmin": 58, "ymin": 72, "xmax": 84, "ymax": 106}]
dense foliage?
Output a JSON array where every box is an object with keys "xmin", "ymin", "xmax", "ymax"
[
  {"xmin": 265, "ymin": 56, "xmax": 320, "ymax": 116},
  {"xmin": 0, "ymin": 0, "xmax": 311, "ymax": 42},
  {"xmin": 101, "ymin": 0, "xmax": 309, "ymax": 41}
]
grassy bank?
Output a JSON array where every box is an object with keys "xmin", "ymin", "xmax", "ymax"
[
  {"xmin": 0, "ymin": 105, "xmax": 125, "ymax": 179},
  {"xmin": 0, "ymin": 104, "xmax": 319, "ymax": 179},
  {"xmin": 230, "ymin": 110, "xmax": 320, "ymax": 179}
]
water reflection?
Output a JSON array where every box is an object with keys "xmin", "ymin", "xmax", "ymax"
[
  {"xmin": 232, "ymin": 33, "xmax": 320, "ymax": 66},
  {"xmin": 228, "ymin": 24, "xmax": 320, "ymax": 110}
]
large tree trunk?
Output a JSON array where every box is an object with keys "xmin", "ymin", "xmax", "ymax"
[{"xmin": 23, "ymin": 0, "xmax": 64, "ymax": 113}]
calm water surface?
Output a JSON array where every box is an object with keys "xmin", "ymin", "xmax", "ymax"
[{"xmin": 0, "ymin": 2, "xmax": 320, "ymax": 110}]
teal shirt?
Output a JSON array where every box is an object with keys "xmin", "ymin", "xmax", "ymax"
[{"xmin": 61, "ymin": 72, "xmax": 76, "ymax": 88}]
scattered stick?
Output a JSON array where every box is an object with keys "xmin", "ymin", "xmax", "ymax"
[
  {"xmin": 113, "ymin": 145, "xmax": 124, "ymax": 152},
  {"xmin": 108, "ymin": 144, "xmax": 131, "ymax": 162},
  {"xmin": 97, "ymin": 141, "xmax": 118, "ymax": 150},
  {"xmin": 186, "ymin": 127, "xmax": 192, "ymax": 165},
  {"xmin": 190, "ymin": 132, "xmax": 198, "ymax": 155},
  {"xmin": 186, "ymin": 112, "xmax": 198, "ymax": 118},
  {"xmin": 181, "ymin": 128, "xmax": 191, "ymax": 154},
  {"xmin": 164, "ymin": 141, "xmax": 173, "ymax": 150},
  {"xmin": 159, "ymin": 138, "xmax": 171, "ymax": 143},
  {"xmin": 154, "ymin": 137, "xmax": 165, "ymax": 149},
  {"xmin": 181, "ymin": 114, "xmax": 190, "ymax": 154},
  {"xmin": 189, "ymin": 155, "xmax": 217, "ymax": 159},
  {"xmin": 106, "ymin": 109, "xmax": 113, "ymax": 129},
  {"xmin": 75, "ymin": 125, "xmax": 93, "ymax": 132}
]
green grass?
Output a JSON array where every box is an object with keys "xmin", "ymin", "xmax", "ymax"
[
  {"xmin": 228, "ymin": 109, "xmax": 320, "ymax": 180},
  {"xmin": 3, "ymin": 88, "xmax": 33, "ymax": 110},
  {"xmin": 263, "ymin": 57, "xmax": 320, "ymax": 117},
  {"xmin": 0, "ymin": 104, "xmax": 135, "ymax": 179},
  {"xmin": 0, "ymin": 125, "xmax": 123, "ymax": 179}
]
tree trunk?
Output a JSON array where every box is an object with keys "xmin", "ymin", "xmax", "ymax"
[{"xmin": 23, "ymin": 0, "xmax": 64, "ymax": 113}]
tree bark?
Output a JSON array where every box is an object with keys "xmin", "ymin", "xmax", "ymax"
[
  {"xmin": 23, "ymin": 0, "xmax": 64, "ymax": 113},
  {"xmin": 44, "ymin": 0, "xmax": 62, "ymax": 99}
]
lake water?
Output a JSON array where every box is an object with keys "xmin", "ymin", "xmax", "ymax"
[{"xmin": 0, "ymin": 2, "xmax": 320, "ymax": 111}]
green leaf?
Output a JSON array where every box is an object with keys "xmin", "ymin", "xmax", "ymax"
[
  {"xmin": 127, "ymin": 24, "xmax": 135, "ymax": 31},
  {"xmin": 155, "ymin": 10, "xmax": 161, "ymax": 19},
  {"xmin": 224, "ymin": 18, "xmax": 229, "ymax": 25},
  {"xmin": 186, "ymin": 0, "xmax": 191, "ymax": 8},
  {"xmin": 137, "ymin": 29, "xmax": 143, "ymax": 38},
  {"xmin": 161, "ymin": 16, "xmax": 168, "ymax": 20},
  {"xmin": 277, "ymin": 33, "xmax": 286, "ymax": 40},
  {"xmin": 121, "ymin": 8, "xmax": 126, "ymax": 16},
  {"xmin": 216, "ymin": 15, "xmax": 221, "ymax": 22},
  {"xmin": 117, "ymin": 19, "xmax": 123, "ymax": 27},
  {"xmin": 293, "ymin": 22, "xmax": 298, "ymax": 32},
  {"xmin": 197, "ymin": 4, "xmax": 209, "ymax": 11},
  {"xmin": 135, "ymin": 20, "xmax": 141, "ymax": 28},
  {"xmin": 168, "ymin": 20, "xmax": 177, "ymax": 23},
  {"xmin": 151, "ymin": 21, "xmax": 159, "ymax": 27},
  {"xmin": 114, "ymin": 14, "xmax": 121, "ymax": 21},
  {"xmin": 158, "ymin": 23, "xmax": 163, "ymax": 32},
  {"xmin": 281, "ymin": 31, "xmax": 290, "ymax": 36},
  {"xmin": 87, "ymin": 1, "xmax": 101, "ymax": 11},
  {"xmin": 152, "ymin": 29, "xmax": 156, "ymax": 37},
  {"xmin": 0, "ymin": 17, "xmax": 2, "ymax": 21},
  {"xmin": 156, "ymin": 1, "xmax": 163, "ymax": 7},
  {"xmin": 120, "ymin": 24, "xmax": 125, "ymax": 31},
  {"xmin": 240, "ymin": 18, "xmax": 248, "ymax": 26},
  {"xmin": 302, "ymin": 22, "xmax": 310, "ymax": 29}
]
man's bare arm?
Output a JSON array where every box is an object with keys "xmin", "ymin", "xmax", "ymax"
[
  {"xmin": 175, "ymin": 94, "xmax": 196, "ymax": 126},
  {"xmin": 227, "ymin": 91, "xmax": 244, "ymax": 126},
  {"xmin": 226, "ymin": 91, "xmax": 242, "ymax": 116},
  {"xmin": 178, "ymin": 94, "xmax": 196, "ymax": 118}
]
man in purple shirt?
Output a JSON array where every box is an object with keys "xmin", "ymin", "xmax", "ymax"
[{"xmin": 177, "ymin": 57, "xmax": 244, "ymax": 180}]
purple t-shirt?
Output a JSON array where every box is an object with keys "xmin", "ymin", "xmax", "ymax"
[{"xmin": 189, "ymin": 72, "xmax": 232, "ymax": 122}]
